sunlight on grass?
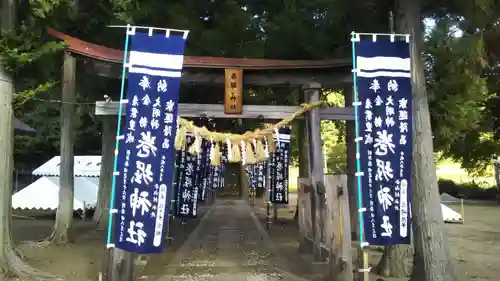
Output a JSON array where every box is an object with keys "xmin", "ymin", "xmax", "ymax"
[
  {"xmin": 436, "ymin": 158, "xmax": 496, "ymax": 187},
  {"xmin": 288, "ymin": 166, "xmax": 299, "ymax": 193},
  {"xmin": 287, "ymin": 157, "xmax": 496, "ymax": 193}
]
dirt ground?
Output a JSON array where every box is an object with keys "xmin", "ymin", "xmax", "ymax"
[
  {"xmin": 252, "ymin": 197, "xmax": 500, "ymax": 281},
  {"xmin": 7, "ymin": 198, "xmax": 500, "ymax": 281},
  {"xmin": 9, "ymin": 205, "xmax": 209, "ymax": 281}
]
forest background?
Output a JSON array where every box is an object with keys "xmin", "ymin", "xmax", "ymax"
[{"xmin": 2, "ymin": 0, "xmax": 500, "ymax": 199}]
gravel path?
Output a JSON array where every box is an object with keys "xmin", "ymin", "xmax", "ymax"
[{"xmin": 155, "ymin": 199, "xmax": 307, "ymax": 281}]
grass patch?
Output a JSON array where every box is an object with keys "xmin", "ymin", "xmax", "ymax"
[
  {"xmin": 287, "ymin": 157, "xmax": 497, "ymax": 192},
  {"xmin": 436, "ymin": 158, "xmax": 495, "ymax": 188},
  {"xmin": 288, "ymin": 167, "xmax": 299, "ymax": 193}
]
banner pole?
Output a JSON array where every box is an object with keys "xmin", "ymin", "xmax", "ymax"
[
  {"xmin": 106, "ymin": 24, "xmax": 134, "ymax": 281},
  {"xmin": 351, "ymin": 31, "xmax": 370, "ymax": 281},
  {"xmin": 266, "ymin": 164, "xmax": 271, "ymax": 230},
  {"xmin": 165, "ymin": 162, "xmax": 178, "ymax": 245},
  {"xmin": 105, "ymin": 25, "xmax": 131, "ymax": 247},
  {"xmin": 273, "ymin": 202, "xmax": 278, "ymax": 221}
]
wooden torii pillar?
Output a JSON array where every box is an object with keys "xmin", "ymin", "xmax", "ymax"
[
  {"xmin": 57, "ymin": 51, "xmax": 76, "ymax": 242},
  {"xmin": 344, "ymin": 86, "xmax": 358, "ymax": 239},
  {"xmin": 297, "ymin": 82, "xmax": 355, "ymax": 280},
  {"xmin": 302, "ymin": 82, "xmax": 327, "ymax": 262}
]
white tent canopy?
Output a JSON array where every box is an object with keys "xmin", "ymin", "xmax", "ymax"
[
  {"xmin": 33, "ymin": 155, "xmax": 102, "ymax": 177},
  {"xmin": 441, "ymin": 203, "xmax": 462, "ymax": 223},
  {"xmin": 439, "ymin": 192, "xmax": 463, "ymax": 222},
  {"xmin": 439, "ymin": 193, "xmax": 463, "ymax": 223},
  {"xmin": 440, "ymin": 192, "xmax": 461, "ymax": 203},
  {"xmin": 12, "ymin": 176, "xmax": 99, "ymax": 211}
]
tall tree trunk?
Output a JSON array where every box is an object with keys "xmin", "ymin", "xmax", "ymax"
[
  {"xmin": 0, "ymin": 77, "xmax": 62, "ymax": 279},
  {"xmin": 0, "ymin": 0, "xmax": 60, "ymax": 279},
  {"xmin": 93, "ymin": 115, "xmax": 116, "ymax": 229},
  {"xmin": 375, "ymin": 245, "xmax": 413, "ymax": 277},
  {"xmin": 0, "ymin": 0, "xmax": 15, "ymax": 29},
  {"xmin": 375, "ymin": 8, "xmax": 414, "ymax": 276},
  {"xmin": 0, "ymin": 67, "xmax": 13, "ymax": 273},
  {"xmin": 0, "ymin": 34, "xmax": 17, "ymax": 271},
  {"xmin": 395, "ymin": 0, "xmax": 456, "ymax": 280},
  {"xmin": 52, "ymin": 51, "xmax": 76, "ymax": 244}
]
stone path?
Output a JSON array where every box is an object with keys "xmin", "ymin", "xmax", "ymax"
[{"xmin": 155, "ymin": 199, "xmax": 307, "ymax": 281}]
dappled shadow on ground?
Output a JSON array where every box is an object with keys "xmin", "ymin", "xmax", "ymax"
[
  {"xmin": 251, "ymin": 199, "xmax": 325, "ymax": 280},
  {"xmin": 252, "ymin": 196, "xmax": 500, "ymax": 281},
  {"xmin": 444, "ymin": 204, "xmax": 500, "ymax": 280},
  {"xmin": 138, "ymin": 215, "xmax": 205, "ymax": 279},
  {"xmin": 9, "ymin": 206, "xmax": 208, "ymax": 281},
  {"xmin": 147, "ymin": 199, "xmax": 298, "ymax": 281},
  {"xmin": 9, "ymin": 200, "xmax": 500, "ymax": 281},
  {"xmin": 365, "ymin": 204, "xmax": 500, "ymax": 281},
  {"xmin": 13, "ymin": 218, "xmax": 104, "ymax": 281}
]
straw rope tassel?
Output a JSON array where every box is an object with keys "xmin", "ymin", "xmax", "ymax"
[
  {"xmin": 245, "ymin": 140, "xmax": 257, "ymax": 164},
  {"xmin": 174, "ymin": 126, "xmax": 187, "ymax": 151},
  {"xmin": 241, "ymin": 140, "xmax": 247, "ymax": 165},
  {"xmin": 176, "ymin": 101, "xmax": 325, "ymax": 145},
  {"xmin": 231, "ymin": 142, "xmax": 242, "ymax": 163},
  {"xmin": 209, "ymin": 139, "xmax": 215, "ymax": 162},
  {"xmin": 266, "ymin": 134, "xmax": 276, "ymax": 153},
  {"xmin": 264, "ymin": 135, "xmax": 269, "ymax": 158},
  {"xmin": 253, "ymin": 138, "xmax": 265, "ymax": 161},
  {"xmin": 226, "ymin": 138, "xmax": 232, "ymax": 162},
  {"xmin": 212, "ymin": 142, "xmax": 221, "ymax": 166},
  {"xmin": 274, "ymin": 128, "xmax": 281, "ymax": 148},
  {"xmin": 188, "ymin": 132, "xmax": 201, "ymax": 155},
  {"xmin": 254, "ymin": 139, "xmax": 265, "ymax": 161}
]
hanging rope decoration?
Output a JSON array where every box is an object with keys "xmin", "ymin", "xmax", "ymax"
[{"xmin": 174, "ymin": 100, "xmax": 327, "ymax": 164}]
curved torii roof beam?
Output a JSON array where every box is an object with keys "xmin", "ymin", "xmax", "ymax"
[
  {"xmin": 47, "ymin": 28, "xmax": 351, "ymax": 70},
  {"xmin": 46, "ymin": 28, "xmax": 352, "ymax": 87},
  {"xmin": 45, "ymin": 29, "xmax": 355, "ymax": 119}
]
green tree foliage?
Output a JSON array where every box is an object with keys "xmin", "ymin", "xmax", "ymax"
[
  {"xmin": 426, "ymin": 20, "xmax": 487, "ymax": 149},
  {"xmin": 4, "ymin": 0, "xmax": 500, "ymax": 176},
  {"xmin": 424, "ymin": 19, "xmax": 492, "ymax": 173},
  {"xmin": 0, "ymin": 0, "xmax": 112, "ymax": 164},
  {"xmin": 321, "ymin": 91, "xmax": 347, "ymax": 173},
  {"xmin": 0, "ymin": 0, "xmax": 66, "ymax": 163},
  {"xmin": 421, "ymin": 1, "xmax": 500, "ymax": 175},
  {"xmin": 13, "ymin": 0, "xmax": 388, "ymax": 168}
]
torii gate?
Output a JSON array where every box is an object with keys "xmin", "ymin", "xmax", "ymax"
[{"xmin": 48, "ymin": 28, "xmax": 358, "ymax": 281}]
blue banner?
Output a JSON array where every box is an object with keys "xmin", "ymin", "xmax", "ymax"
[
  {"xmin": 245, "ymin": 164, "xmax": 256, "ymax": 189},
  {"xmin": 245, "ymin": 162, "xmax": 266, "ymax": 190},
  {"xmin": 113, "ymin": 31, "xmax": 186, "ymax": 253},
  {"xmin": 355, "ymin": 39, "xmax": 412, "ymax": 245},
  {"xmin": 270, "ymin": 127, "xmax": 291, "ymax": 204},
  {"xmin": 210, "ymin": 144, "xmax": 227, "ymax": 190},
  {"xmin": 201, "ymin": 139, "xmax": 212, "ymax": 195},
  {"xmin": 196, "ymin": 138, "xmax": 210, "ymax": 201},
  {"xmin": 220, "ymin": 144, "xmax": 228, "ymax": 188},
  {"xmin": 256, "ymin": 162, "xmax": 266, "ymax": 189},
  {"xmin": 175, "ymin": 135, "xmax": 199, "ymax": 218},
  {"xmin": 210, "ymin": 165, "xmax": 219, "ymax": 189}
]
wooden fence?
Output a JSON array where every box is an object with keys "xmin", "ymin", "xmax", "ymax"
[{"xmin": 297, "ymin": 174, "xmax": 353, "ymax": 281}]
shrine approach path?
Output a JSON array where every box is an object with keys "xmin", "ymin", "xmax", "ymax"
[{"xmin": 154, "ymin": 199, "xmax": 308, "ymax": 281}]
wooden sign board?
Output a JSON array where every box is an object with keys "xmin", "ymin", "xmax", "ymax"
[{"xmin": 224, "ymin": 68, "xmax": 243, "ymax": 114}]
